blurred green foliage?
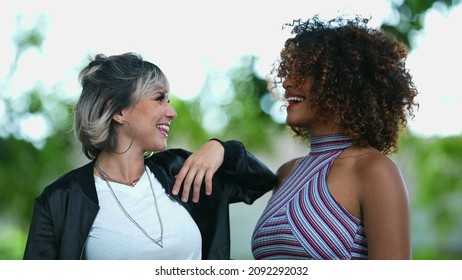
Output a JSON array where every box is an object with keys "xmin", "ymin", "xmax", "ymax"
[
  {"xmin": 1, "ymin": 1, "xmax": 462, "ymax": 259},
  {"xmin": 170, "ymin": 55, "xmax": 285, "ymax": 153},
  {"xmin": 399, "ymin": 133, "xmax": 462, "ymax": 259},
  {"xmin": 383, "ymin": 0, "xmax": 462, "ymax": 47}
]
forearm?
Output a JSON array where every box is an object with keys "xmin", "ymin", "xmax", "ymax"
[{"xmin": 211, "ymin": 139, "xmax": 276, "ymax": 203}]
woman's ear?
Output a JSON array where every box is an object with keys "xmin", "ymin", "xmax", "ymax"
[{"xmin": 112, "ymin": 111, "xmax": 125, "ymax": 125}]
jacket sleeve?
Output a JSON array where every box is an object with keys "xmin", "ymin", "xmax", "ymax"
[
  {"xmin": 151, "ymin": 140, "xmax": 276, "ymax": 205},
  {"xmin": 23, "ymin": 195, "xmax": 59, "ymax": 259},
  {"xmin": 212, "ymin": 139, "xmax": 276, "ymax": 204}
]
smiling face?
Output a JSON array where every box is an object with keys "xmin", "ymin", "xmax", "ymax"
[
  {"xmin": 117, "ymin": 88, "xmax": 176, "ymax": 154},
  {"xmin": 283, "ymin": 76, "xmax": 342, "ymax": 136},
  {"xmin": 283, "ymin": 76, "xmax": 318, "ymax": 128}
]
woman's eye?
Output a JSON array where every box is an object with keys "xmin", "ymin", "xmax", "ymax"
[
  {"xmin": 152, "ymin": 91, "xmax": 170, "ymax": 104},
  {"xmin": 155, "ymin": 93, "xmax": 166, "ymax": 102}
]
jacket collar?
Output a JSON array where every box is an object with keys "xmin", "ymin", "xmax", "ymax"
[{"xmin": 75, "ymin": 160, "xmax": 99, "ymax": 205}]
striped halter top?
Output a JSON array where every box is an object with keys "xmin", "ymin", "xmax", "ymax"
[{"xmin": 252, "ymin": 134, "xmax": 368, "ymax": 259}]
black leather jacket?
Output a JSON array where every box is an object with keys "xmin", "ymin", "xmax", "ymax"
[{"xmin": 23, "ymin": 140, "xmax": 275, "ymax": 260}]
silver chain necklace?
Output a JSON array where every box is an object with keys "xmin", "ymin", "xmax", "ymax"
[
  {"xmin": 95, "ymin": 162, "xmax": 164, "ymax": 248},
  {"xmin": 94, "ymin": 161, "xmax": 144, "ymax": 187}
]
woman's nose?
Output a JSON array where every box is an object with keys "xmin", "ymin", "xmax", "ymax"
[
  {"xmin": 166, "ymin": 103, "xmax": 177, "ymax": 120},
  {"xmin": 282, "ymin": 76, "xmax": 294, "ymax": 89}
]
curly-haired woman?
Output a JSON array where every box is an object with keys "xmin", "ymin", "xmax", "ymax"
[{"xmin": 252, "ymin": 15, "xmax": 419, "ymax": 260}]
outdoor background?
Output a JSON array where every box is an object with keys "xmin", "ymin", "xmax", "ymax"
[{"xmin": 1, "ymin": 0, "xmax": 461, "ymax": 260}]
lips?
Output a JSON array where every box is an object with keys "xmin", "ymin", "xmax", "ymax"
[
  {"xmin": 285, "ymin": 93, "xmax": 306, "ymax": 109},
  {"xmin": 156, "ymin": 124, "xmax": 170, "ymax": 137}
]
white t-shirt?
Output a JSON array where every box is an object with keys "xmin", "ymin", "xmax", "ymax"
[{"xmin": 83, "ymin": 168, "xmax": 202, "ymax": 260}]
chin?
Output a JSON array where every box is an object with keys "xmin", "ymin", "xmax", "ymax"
[
  {"xmin": 286, "ymin": 119, "xmax": 298, "ymax": 127},
  {"xmin": 151, "ymin": 143, "xmax": 167, "ymax": 152},
  {"xmin": 286, "ymin": 117, "xmax": 310, "ymax": 127}
]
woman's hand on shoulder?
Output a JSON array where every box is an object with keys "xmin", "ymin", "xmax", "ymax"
[{"xmin": 172, "ymin": 140, "xmax": 224, "ymax": 203}]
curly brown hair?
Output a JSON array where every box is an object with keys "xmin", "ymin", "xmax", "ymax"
[{"xmin": 273, "ymin": 15, "xmax": 419, "ymax": 154}]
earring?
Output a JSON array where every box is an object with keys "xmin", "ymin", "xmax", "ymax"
[{"xmin": 114, "ymin": 120, "xmax": 134, "ymax": 154}]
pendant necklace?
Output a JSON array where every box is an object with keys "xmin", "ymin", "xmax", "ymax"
[{"xmin": 95, "ymin": 162, "xmax": 164, "ymax": 248}]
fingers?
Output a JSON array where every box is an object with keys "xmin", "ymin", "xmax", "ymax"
[
  {"xmin": 171, "ymin": 140, "xmax": 224, "ymax": 203},
  {"xmin": 174, "ymin": 164, "xmax": 195, "ymax": 203},
  {"xmin": 172, "ymin": 165, "xmax": 189, "ymax": 196},
  {"xmin": 204, "ymin": 170, "xmax": 213, "ymax": 196},
  {"xmin": 191, "ymin": 169, "xmax": 206, "ymax": 203},
  {"xmin": 172, "ymin": 162, "xmax": 208, "ymax": 203}
]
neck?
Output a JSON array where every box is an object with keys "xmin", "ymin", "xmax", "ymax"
[
  {"xmin": 309, "ymin": 125, "xmax": 344, "ymax": 137},
  {"xmin": 95, "ymin": 152, "xmax": 145, "ymax": 186}
]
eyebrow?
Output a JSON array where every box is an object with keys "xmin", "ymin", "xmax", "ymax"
[{"xmin": 150, "ymin": 90, "xmax": 166, "ymax": 96}]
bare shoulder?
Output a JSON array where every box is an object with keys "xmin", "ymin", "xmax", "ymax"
[
  {"xmin": 274, "ymin": 157, "xmax": 302, "ymax": 193},
  {"xmin": 335, "ymin": 145, "xmax": 408, "ymax": 206},
  {"xmin": 356, "ymin": 151, "xmax": 406, "ymax": 193},
  {"xmin": 350, "ymin": 148, "xmax": 411, "ymax": 259},
  {"xmin": 276, "ymin": 158, "xmax": 300, "ymax": 177}
]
